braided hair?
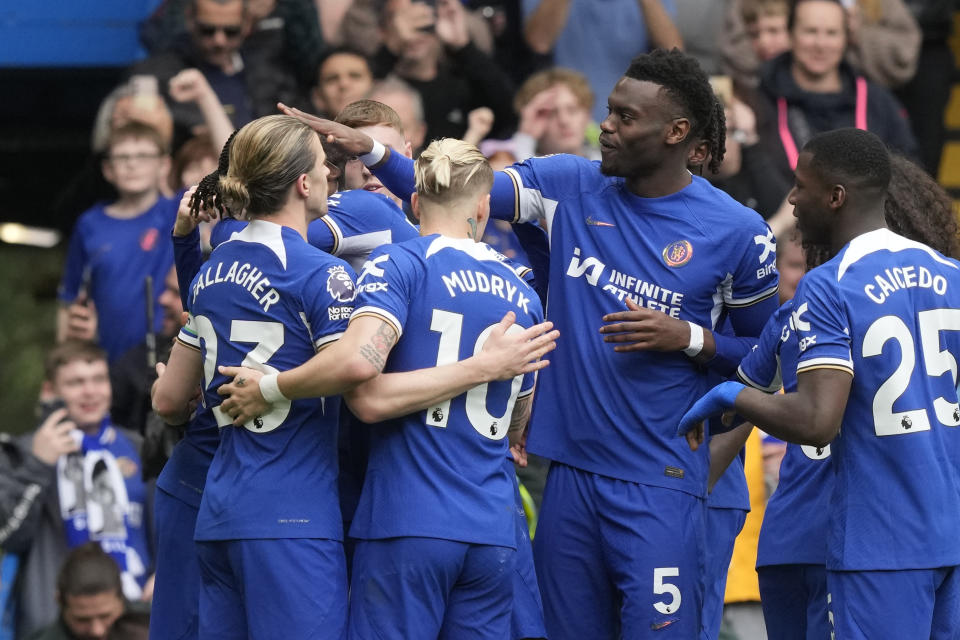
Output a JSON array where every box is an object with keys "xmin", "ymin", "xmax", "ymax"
[
  {"xmin": 189, "ymin": 129, "xmax": 238, "ymax": 219},
  {"xmin": 625, "ymin": 49, "xmax": 726, "ymax": 174}
]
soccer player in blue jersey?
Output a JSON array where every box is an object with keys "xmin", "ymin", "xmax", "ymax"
[
  {"xmin": 153, "ymin": 115, "xmax": 354, "ymax": 640},
  {"xmin": 694, "ymin": 153, "xmax": 960, "ymax": 640},
  {"xmin": 679, "ymin": 128, "xmax": 960, "ymax": 638},
  {"xmin": 278, "ymin": 48, "xmax": 779, "ymax": 637},
  {"xmin": 217, "ymin": 138, "xmax": 556, "ymax": 639}
]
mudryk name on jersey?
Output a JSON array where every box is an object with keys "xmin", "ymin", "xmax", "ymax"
[
  {"xmin": 191, "ymin": 260, "xmax": 280, "ymax": 311},
  {"xmin": 441, "ymin": 269, "xmax": 532, "ymax": 314},
  {"xmin": 566, "ymin": 247, "xmax": 685, "ymax": 317}
]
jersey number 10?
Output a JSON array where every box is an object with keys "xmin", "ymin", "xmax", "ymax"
[{"xmin": 426, "ymin": 309, "xmax": 525, "ymax": 440}]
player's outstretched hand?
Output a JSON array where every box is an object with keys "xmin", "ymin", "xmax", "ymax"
[
  {"xmin": 599, "ymin": 298, "xmax": 690, "ymax": 352},
  {"xmin": 217, "ymin": 366, "xmax": 268, "ymax": 425},
  {"xmin": 277, "ymin": 103, "xmax": 376, "ymax": 157},
  {"xmin": 477, "ymin": 312, "xmax": 559, "ymax": 381},
  {"xmin": 677, "ymin": 381, "xmax": 746, "ymax": 448}
]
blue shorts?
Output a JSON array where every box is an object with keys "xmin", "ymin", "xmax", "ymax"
[
  {"xmin": 828, "ymin": 567, "xmax": 960, "ymax": 639},
  {"xmin": 509, "ymin": 466, "xmax": 546, "ymax": 640},
  {"xmin": 196, "ymin": 538, "xmax": 347, "ymax": 640},
  {"xmin": 757, "ymin": 564, "xmax": 829, "ymax": 640},
  {"xmin": 533, "ymin": 463, "xmax": 705, "ymax": 639},
  {"xmin": 150, "ymin": 488, "xmax": 201, "ymax": 640},
  {"xmin": 348, "ymin": 537, "xmax": 515, "ymax": 640},
  {"xmin": 701, "ymin": 507, "xmax": 746, "ymax": 640}
]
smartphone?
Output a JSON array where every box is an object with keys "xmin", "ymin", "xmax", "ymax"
[{"xmin": 37, "ymin": 398, "xmax": 68, "ymax": 425}]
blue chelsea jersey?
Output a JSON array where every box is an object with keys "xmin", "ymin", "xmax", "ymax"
[
  {"xmin": 792, "ymin": 229, "xmax": 960, "ymax": 570},
  {"xmin": 347, "ymin": 235, "xmax": 544, "ymax": 548},
  {"xmin": 503, "ymin": 155, "xmax": 779, "ymax": 496},
  {"xmin": 309, "ymin": 189, "xmax": 419, "ymax": 271},
  {"xmin": 739, "ymin": 302, "xmax": 834, "ymax": 568},
  {"xmin": 177, "ymin": 220, "xmax": 357, "ymax": 540}
]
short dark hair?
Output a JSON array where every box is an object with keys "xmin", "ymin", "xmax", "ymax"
[
  {"xmin": 316, "ymin": 46, "xmax": 371, "ymax": 80},
  {"xmin": 803, "ymin": 128, "xmax": 891, "ymax": 193},
  {"xmin": 624, "ymin": 49, "xmax": 726, "ymax": 174},
  {"xmin": 787, "ymin": 0, "xmax": 845, "ymax": 32},
  {"xmin": 45, "ymin": 341, "xmax": 108, "ymax": 382},
  {"xmin": 56, "ymin": 543, "xmax": 123, "ymax": 607},
  {"xmin": 335, "ymin": 99, "xmax": 404, "ymax": 136}
]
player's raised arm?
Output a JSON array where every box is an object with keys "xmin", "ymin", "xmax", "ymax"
[{"xmin": 279, "ymin": 103, "xmax": 523, "ymax": 219}]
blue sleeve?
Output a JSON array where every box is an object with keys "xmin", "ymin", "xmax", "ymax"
[
  {"xmin": 307, "ymin": 216, "xmax": 338, "ymax": 254},
  {"xmin": 58, "ymin": 220, "xmax": 88, "ymax": 303},
  {"xmin": 351, "ymin": 245, "xmax": 418, "ymax": 338},
  {"xmin": 737, "ymin": 304, "xmax": 790, "ymax": 392},
  {"xmin": 370, "ymin": 150, "xmax": 416, "ymax": 204},
  {"xmin": 209, "ymin": 217, "xmax": 246, "ymax": 249},
  {"xmin": 707, "ymin": 333, "xmax": 760, "ymax": 378},
  {"xmin": 793, "ymin": 273, "xmax": 853, "ymax": 376},
  {"xmin": 725, "ymin": 222, "xmax": 780, "ymax": 310},
  {"xmin": 372, "ymin": 150, "xmax": 520, "ymax": 221},
  {"xmin": 502, "ymin": 155, "xmax": 598, "ymax": 223},
  {"xmin": 173, "ymin": 228, "xmax": 203, "ymax": 309},
  {"xmin": 302, "ymin": 260, "xmax": 357, "ymax": 350}
]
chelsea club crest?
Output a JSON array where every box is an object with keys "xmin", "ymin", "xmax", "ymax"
[{"xmin": 662, "ymin": 240, "xmax": 693, "ymax": 267}]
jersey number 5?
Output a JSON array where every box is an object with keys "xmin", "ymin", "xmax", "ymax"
[
  {"xmin": 426, "ymin": 309, "xmax": 525, "ymax": 439},
  {"xmin": 863, "ymin": 309, "xmax": 960, "ymax": 436}
]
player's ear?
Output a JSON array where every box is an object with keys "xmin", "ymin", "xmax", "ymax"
[
  {"xmin": 665, "ymin": 117, "xmax": 691, "ymax": 146},
  {"xmin": 475, "ymin": 193, "xmax": 491, "ymax": 239},
  {"xmin": 829, "ymin": 184, "xmax": 846, "ymax": 210},
  {"xmin": 410, "ymin": 192, "xmax": 422, "ymax": 223},
  {"xmin": 296, "ymin": 172, "xmax": 310, "ymax": 198}
]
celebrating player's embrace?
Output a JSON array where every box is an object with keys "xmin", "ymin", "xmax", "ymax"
[{"xmin": 142, "ymin": 46, "xmax": 960, "ymax": 640}]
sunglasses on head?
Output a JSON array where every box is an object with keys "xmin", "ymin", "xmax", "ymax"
[{"xmin": 196, "ymin": 22, "xmax": 243, "ymax": 38}]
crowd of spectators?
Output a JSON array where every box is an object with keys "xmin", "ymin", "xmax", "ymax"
[{"xmin": 0, "ymin": 0, "xmax": 955, "ymax": 638}]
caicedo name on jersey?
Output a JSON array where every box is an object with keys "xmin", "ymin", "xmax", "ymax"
[
  {"xmin": 441, "ymin": 270, "xmax": 532, "ymax": 314},
  {"xmin": 192, "ymin": 260, "xmax": 281, "ymax": 312},
  {"xmin": 863, "ymin": 265, "xmax": 949, "ymax": 304},
  {"xmin": 566, "ymin": 247, "xmax": 685, "ymax": 317}
]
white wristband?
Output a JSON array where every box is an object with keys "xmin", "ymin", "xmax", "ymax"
[
  {"xmin": 359, "ymin": 139, "xmax": 386, "ymax": 167},
  {"xmin": 682, "ymin": 322, "xmax": 705, "ymax": 357},
  {"xmin": 259, "ymin": 373, "xmax": 288, "ymax": 404}
]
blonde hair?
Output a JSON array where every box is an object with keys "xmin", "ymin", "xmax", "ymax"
[
  {"xmin": 218, "ymin": 115, "xmax": 317, "ymax": 217},
  {"xmin": 414, "ymin": 138, "xmax": 493, "ymax": 205}
]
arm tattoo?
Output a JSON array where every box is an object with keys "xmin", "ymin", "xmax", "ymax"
[
  {"xmin": 466, "ymin": 217, "xmax": 478, "ymax": 240},
  {"xmin": 358, "ymin": 321, "xmax": 398, "ymax": 372}
]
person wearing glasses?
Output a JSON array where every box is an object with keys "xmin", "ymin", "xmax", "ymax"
[
  {"xmin": 57, "ymin": 122, "xmax": 177, "ymax": 363},
  {"xmin": 129, "ymin": 0, "xmax": 306, "ymax": 140}
]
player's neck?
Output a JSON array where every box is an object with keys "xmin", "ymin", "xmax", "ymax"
[
  {"xmin": 832, "ymin": 208, "xmax": 887, "ymax": 254},
  {"xmin": 253, "ymin": 206, "xmax": 309, "ymax": 240},
  {"xmin": 105, "ymin": 189, "xmax": 159, "ymax": 219},
  {"xmin": 624, "ymin": 165, "xmax": 692, "ymax": 199}
]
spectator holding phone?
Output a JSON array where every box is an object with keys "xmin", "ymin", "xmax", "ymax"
[{"xmin": 1, "ymin": 343, "xmax": 153, "ymax": 638}]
